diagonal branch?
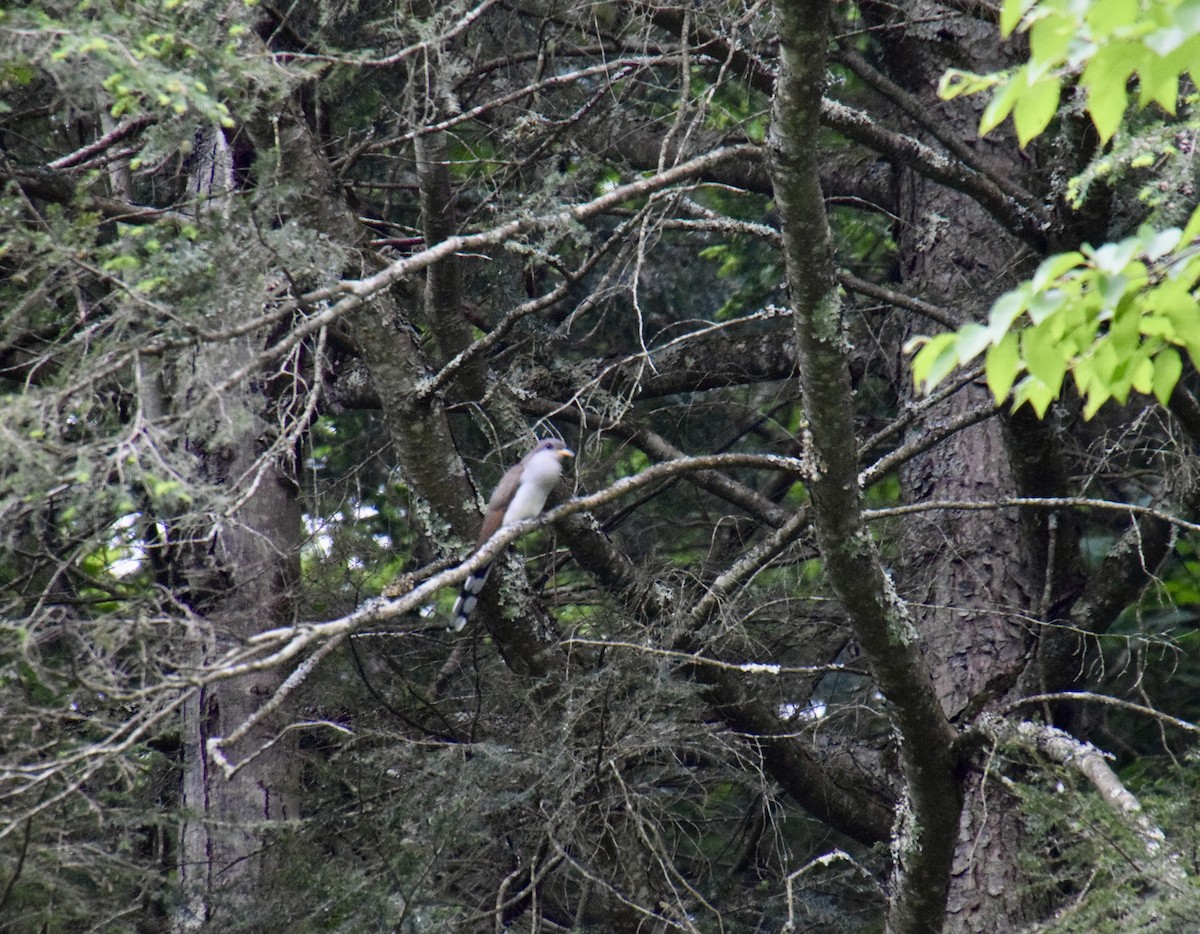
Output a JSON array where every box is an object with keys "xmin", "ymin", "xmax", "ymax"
[
  {"xmin": 832, "ymin": 46, "xmax": 1040, "ymax": 214},
  {"xmin": 974, "ymin": 715, "xmax": 1188, "ymax": 886}
]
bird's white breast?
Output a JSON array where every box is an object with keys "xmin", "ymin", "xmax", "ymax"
[{"xmin": 500, "ymin": 449, "xmax": 565, "ymax": 526}]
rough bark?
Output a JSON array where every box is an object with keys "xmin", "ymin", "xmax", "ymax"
[
  {"xmin": 856, "ymin": 3, "xmax": 1050, "ymax": 929},
  {"xmin": 414, "ymin": 127, "xmax": 487, "ymax": 399},
  {"xmin": 178, "ymin": 425, "xmax": 301, "ymax": 927},
  {"xmin": 177, "ymin": 127, "xmax": 301, "ymax": 928}
]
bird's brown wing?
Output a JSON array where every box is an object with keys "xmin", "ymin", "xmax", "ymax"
[{"xmin": 476, "ymin": 460, "xmax": 524, "ymax": 545}]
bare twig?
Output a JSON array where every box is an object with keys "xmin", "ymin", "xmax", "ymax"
[{"xmin": 865, "ymin": 496, "xmax": 1200, "ymax": 535}]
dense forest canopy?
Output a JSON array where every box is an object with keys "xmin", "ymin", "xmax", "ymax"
[{"xmin": 2, "ymin": 1, "xmax": 1200, "ymax": 932}]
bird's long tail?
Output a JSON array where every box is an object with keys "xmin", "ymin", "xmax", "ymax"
[{"xmin": 450, "ymin": 562, "xmax": 492, "ymax": 632}]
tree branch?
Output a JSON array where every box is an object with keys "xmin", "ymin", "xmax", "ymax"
[
  {"xmin": 414, "ymin": 127, "xmax": 486, "ymax": 397},
  {"xmin": 639, "ymin": 1, "xmax": 1050, "ymax": 249},
  {"xmin": 832, "ymin": 46, "xmax": 1039, "ymax": 213},
  {"xmin": 975, "ymin": 715, "xmax": 1188, "ymax": 885},
  {"xmin": 768, "ymin": 3, "xmax": 962, "ymax": 930},
  {"xmin": 46, "ymin": 114, "xmax": 155, "ymax": 171}
]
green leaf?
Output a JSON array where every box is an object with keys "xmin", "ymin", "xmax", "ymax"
[
  {"xmin": 1089, "ymin": 237, "xmax": 1140, "ymax": 275},
  {"xmin": 1000, "ymin": 0, "xmax": 1036, "ymax": 36},
  {"xmin": 986, "ymin": 330, "xmax": 1022, "ymax": 402},
  {"xmin": 1082, "ymin": 380, "xmax": 1112, "ymax": 419},
  {"xmin": 1013, "ymin": 76, "xmax": 1062, "ymax": 145},
  {"xmin": 1109, "ymin": 369, "xmax": 1134, "ymax": 404},
  {"xmin": 911, "ymin": 333, "xmax": 960, "ymax": 392},
  {"xmin": 1177, "ymin": 0, "xmax": 1200, "ymax": 34},
  {"xmin": 1026, "ymin": 288, "xmax": 1067, "ymax": 325},
  {"xmin": 1145, "ymin": 25, "xmax": 1187, "ymax": 57},
  {"xmin": 1109, "ymin": 297, "xmax": 1142, "ymax": 352},
  {"xmin": 1066, "ymin": 37, "xmax": 1100, "ymax": 69},
  {"xmin": 1180, "ymin": 204, "xmax": 1200, "ymax": 244},
  {"xmin": 1029, "ymin": 12, "xmax": 1075, "ymax": 65},
  {"xmin": 1136, "ymin": 44, "xmax": 1181, "ymax": 117},
  {"xmin": 938, "ymin": 69, "xmax": 1002, "ymax": 100},
  {"xmin": 1130, "ymin": 353, "xmax": 1156, "ymax": 394},
  {"xmin": 1031, "ymin": 251, "xmax": 1085, "ymax": 291},
  {"xmin": 1143, "ymin": 226, "xmax": 1182, "ymax": 260},
  {"xmin": 1163, "ymin": 293, "xmax": 1200, "ymax": 362},
  {"xmin": 1013, "ymin": 376, "xmax": 1058, "ymax": 418},
  {"xmin": 1087, "ymin": 0, "xmax": 1139, "ymax": 37},
  {"xmin": 955, "ymin": 322, "xmax": 993, "ymax": 363},
  {"xmin": 1022, "ymin": 323, "xmax": 1068, "ymax": 390},
  {"xmin": 1072, "ymin": 354, "xmax": 1097, "ymax": 396},
  {"xmin": 1139, "ymin": 311, "xmax": 1174, "ymax": 338},
  {"xmin": 1081, "ymin": 44, "xmax": 1137, "ymax": 142},
  {"xmin": 1091, "ymin": 338, "xmax": 1121, "ymax": 383},
  {"xmin": 1151, "ymin": 347, "xmax": 1183, "ymax": 404},
  {"xmin": 988, "ymin": 288, "xmax": 1029, "ymax": 339},
  {"xmin": 1064, "ymin": 305, "xmax": 1102, "ymax": 352},
  {"xmin": 980, "ymin": 73, "xmax": 1026, "ymax": 136}
]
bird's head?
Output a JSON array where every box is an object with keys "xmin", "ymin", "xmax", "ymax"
[{"xmin": 533, "ymin": 438, "xmax": 575, "ymax": 461}]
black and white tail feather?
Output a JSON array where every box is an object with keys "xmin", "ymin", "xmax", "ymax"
[
  {"xmin": 450, "ymin": 562, "xmax": 492, "ymax": 632},
  {"xmin": 449, "ymin": 438, "xmax": 574, "ymax": 632}
]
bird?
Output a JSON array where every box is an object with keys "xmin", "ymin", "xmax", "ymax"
[{"xmin": 449, "ymin": 438, "xmax": 575, "ymax": 631}]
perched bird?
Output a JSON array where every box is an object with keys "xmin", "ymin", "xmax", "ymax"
[{"xmin": 450, "ymin": 438, "xmax": 575, "ymax": 631}]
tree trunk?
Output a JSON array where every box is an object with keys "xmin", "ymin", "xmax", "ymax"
[
  {"xmin": 178, "ymin": 441, "xmax": 301, "ymax": 926},
  {"xmin": 866, "ymin": 3, "xmax": 1051, "ymax": 928},
  {"xmin": 176, "ymin": 127, "xmax": 302, "ymax": 929}
]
